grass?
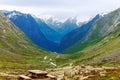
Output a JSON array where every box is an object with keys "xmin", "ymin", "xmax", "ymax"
[
  {"xmin": 69, "ymin": 27, "xmax": 120, "ymax": 66},
  {"xmin": 0, "ymin": 13, "xmax": 64, "ymax": 73},
  {"xmin": 63, "ymin": 8, "xmax": 120, "ymax": 54}
]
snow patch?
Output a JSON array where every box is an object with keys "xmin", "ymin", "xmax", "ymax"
[
  {"xmin": 3, "ymin": 30, "xmax": 6, "ymax": 33},
  {"xmin": 50, "ymin": 58, "xmax": 52, "ymax": 61},
  {"xmin": 69, "ymin": 63, "xmax": 73, "ymax": 66},
  {"xmin": 37, "ymin": 15, "xmax": 67, "ymax": 24},
  {"xmin": 44, "ymin": 56, "xmax": 48, "ymax": 60},
  {"xmin": 99, "ymin": 12, "xmax": 106, "ymax": 17},
  {"xmin": 50, "ymin": 62, "xmax": 57, "ymax": 66},
  {"xmin": 6, "ymin": 11, "xmax": 23, "ymax": 18}
]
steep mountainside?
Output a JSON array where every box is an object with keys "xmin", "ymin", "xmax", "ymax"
[
  {"xmin": 57, "ymin": 15, "xmax": 100, "ymax": 52},
  {"xmin": 0, "ymin": 12, "xmax": 57, "ymax": 70},
  {"xmin": 63, "ymin": 8, "xmax": 120, "ymax": 53},
  {"xmin": 3, "ymin": 11, "xmax": 59, "ymax": 51},
  {"xmin": 58, "ymin": 18, "xmax": 79, "ymax": 35},
  {"xmin": 35, "ymin": 18, "xmax": 62, "ymax": 43},
  {"xmin": 0, "ymin": 12, "xmax": 76, "ymax": 71}
]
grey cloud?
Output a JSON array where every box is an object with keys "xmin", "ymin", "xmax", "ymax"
[
  {"xmin": 0, "ymin": 0, "xmax": 68, "ymax": 7},
  {"xmin": 0, "ymin": 0, "xmax": 120, "ymax": 21}
]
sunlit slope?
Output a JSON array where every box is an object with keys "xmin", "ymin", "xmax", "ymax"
[
  {"xmin": 0, "ymin": 12, "xmax": 60, "ymax": 70},
  {"xmin": 63, "ymin": 8, "xmax": 120, "ymax": 54}
]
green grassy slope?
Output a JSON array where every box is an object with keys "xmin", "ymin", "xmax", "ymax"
[
  {"xmin": 63, "ymin": 8, "xmax": 120, "ymax": 54},
  {"xmin": 0, "ymin": 12, "xmax": 85, "ymax": 72},
  {"xmin": 70, "ymin": 26, "xmax": 120, "ymax": 65},
  {"xmin": 0, "ymin": 12, "xmax": 67, "ymax": 72},
  {"xmin": 61, "ymin": 8, "xmax": 120, "ymax": 66}
]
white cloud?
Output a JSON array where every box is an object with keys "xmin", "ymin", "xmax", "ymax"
[{"xmin": 0, "ymin": 0, "xmax": 120, "ymax": 21}]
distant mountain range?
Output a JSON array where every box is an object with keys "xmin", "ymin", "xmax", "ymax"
[
  {"xmin": 65, "ymin": 8, "xmax": 120, "ymax": 66},
  {"xmin": 57, "ymin": 14, "xmax": 100, "ymax": 52},
  {"xmin": 2, "ymin": 10, "xmax": 100, "ymax": 53},
  {"xmin": 63, "ymin": 8, "xmax": 120, "ymax": 53},
  {"xmin": 44, "ymin": 17, "xmax": 82, "ymax": 35},
  {"xmin": 34, "ymin": 18, "xmax": 62, "ymax": 44}
]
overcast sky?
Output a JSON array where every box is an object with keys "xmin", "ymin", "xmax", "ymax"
[{"xmin": 0, "ymin": 0, "xmax": 120, "ymax": 21}]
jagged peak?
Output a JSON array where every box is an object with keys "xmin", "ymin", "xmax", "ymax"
[
  {"xmin": 1, "ymin": 10, "xmax": 31, "ymax": 19},
  {"xmin": 37, "ymin": 15, "xmax": 67, "ymax": 24}
]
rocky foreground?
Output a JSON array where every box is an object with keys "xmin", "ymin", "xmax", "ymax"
[
  {"xmin": 0, "ymin": 65, "xmax": 120, "ymax": 80},
  {"xmin": 47, "ymin": 65, "xmax": 120, "ymax": 80}
]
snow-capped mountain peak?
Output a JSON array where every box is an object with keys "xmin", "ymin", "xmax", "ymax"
[{"xmin": 2, "ymin": 10, "xmax": 30, "ymax": 19}]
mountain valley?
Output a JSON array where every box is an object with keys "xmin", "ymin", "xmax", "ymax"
[
  {"xmin": 0, "ymin": 8, "xmax": 120, "ymax": 80},
  {"xmin": 2, "ymin": 10, "xmax": 100, "ymax": 53}
]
